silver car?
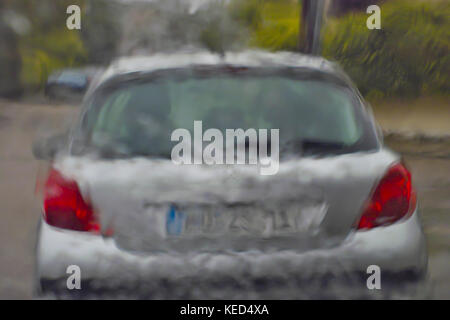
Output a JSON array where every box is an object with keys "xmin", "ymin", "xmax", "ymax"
[{"xmin": 33, "ymin": 51, "xmax": 427, "ymax": 299}]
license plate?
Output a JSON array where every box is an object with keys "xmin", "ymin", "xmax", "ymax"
[
  {"xmin": 165, "ymin": 203, "xmax": 327, "ymax": 237},
  {"xmin": 166, "ymin": 205, "xmax": 185, "ymax": 236}
]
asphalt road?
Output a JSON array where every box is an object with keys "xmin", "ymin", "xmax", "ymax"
[{"xmin": 0, "ymin": 99, "xmax": 448, "ymax": 299}]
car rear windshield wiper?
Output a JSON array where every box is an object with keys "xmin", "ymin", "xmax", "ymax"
[{"xmin": 280, "ymin": 138, "xmax": 349, "ymax": 157}]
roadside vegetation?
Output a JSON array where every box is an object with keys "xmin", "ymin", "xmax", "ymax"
[
  {"xmin": 229, "ymin": 0, "xmax": 449, "ymax": 99},
  {"xmin": 322, "ymin": 0, "xmax": 449, "ymax": 99},
  {"xmin": 1, "ymin": 1, "xmax": 86, "ymax": 93},
  {"xmin": 0, "ymin": 0, "xmax": 117, "ymax": 95},
  {"xmin": 0, "ymin": 0, "xmax": 448, "ymax": 100}
]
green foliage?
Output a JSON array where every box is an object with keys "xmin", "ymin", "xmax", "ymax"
[
  {"xmin": 4, "ymin": 0, "xmax": 449, "ymax": 98},
  {"xmin": 229, "ymin": 0, "xmax": 264, "ymax": 29},
  {"xmin": 4, "ymin": 0, "xmax": 88, "ymax": 90},
  {"xmin": 80, "ymin": 0, "xmax": 120, "ymax": 64},
  {"xmin": 197, "ymin": 2, "xmax": 248, "ymax": 53},
  {"xmin": 230, "ymin": 0, "xmax": 450, "ymax": 98},
  {"xmin": 229, "ymin": 0, "xmax": 300, "ymax": 51},
  {"xmin": 322, "ymin": 0, "xmax": 450, "ymax": 98},
  {"xmin": 20, "ymin": 29, "xmax": 87, "ymax": 89}
]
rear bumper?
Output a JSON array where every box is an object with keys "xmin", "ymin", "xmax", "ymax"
[{"xmin": 35, "ymin": 210, "xmax": 428, "ymax": 299}]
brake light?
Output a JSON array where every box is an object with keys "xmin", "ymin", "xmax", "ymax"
[
  {"xmin": 43, "ymin": 168, "xmax": 100, "ymax": 232},
  {"xmin": 357, "ymin": 163, "xmax": 416, "ymax": 230}
]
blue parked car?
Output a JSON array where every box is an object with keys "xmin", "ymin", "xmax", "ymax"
[{"xmin": 45, "ymin": 68, "xmax": 100, "ymax": 101}]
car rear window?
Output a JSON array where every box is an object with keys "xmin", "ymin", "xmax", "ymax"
[{"xmin": 79, "ymin": 68, "xmax": 378, "ymax": 158}]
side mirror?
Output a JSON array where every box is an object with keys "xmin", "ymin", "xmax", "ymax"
[{"xmin": 32, "ymin": 133, "xmax": 68, "ymax": 160}]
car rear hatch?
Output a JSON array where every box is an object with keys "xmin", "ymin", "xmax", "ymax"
[{"xmin": 56, "ymin": 149, "xmax": 398, "ymax": 254}]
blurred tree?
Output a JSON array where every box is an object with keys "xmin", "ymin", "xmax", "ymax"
[
  {"xmin": 118, "ymin": 0, "xmax": 245, "ymax": 55},
  {"xmin": 0, "ymin": 0, "xmax": 88, "ymax": 91},
  {"xmin": 196, "ymin": 1, "xmax": 247, "ymax": 53},
  {"xmin": 0, "ymin": 12, "xmax": 22, "ymax": 97},
  {"xmin": 81, "ymin": 0, "xmax": 120, "ymax": 64},
  {"xmin": 322, "ymin": 0, "xmax": 450, "ymax": 98},
  {"xmin": 229, "ymin": 0, "xmax": 300, "ymax": 51},
  {"xmin": 229, "ymin": 0, "xmax": 449, "ymax": 98},
  {"xmin": 329, "ymin": 0, "xmax": 385, "ymax": 16}
]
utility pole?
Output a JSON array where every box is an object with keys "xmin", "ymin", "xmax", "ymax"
[{"xmin": 299, "ymin": 0, "xmax": 326, "ymax": 55}]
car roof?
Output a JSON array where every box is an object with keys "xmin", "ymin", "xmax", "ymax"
[{"xmin": 95, "ymin": 50, "xmax": 345, "ymax": 87}]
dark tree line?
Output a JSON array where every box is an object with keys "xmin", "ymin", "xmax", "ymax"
[{"xmin": 0, "ymin": 0, "xmax": 120, "ymax": 97}]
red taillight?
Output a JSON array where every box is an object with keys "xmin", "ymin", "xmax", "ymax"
[
  {"xmin": 357, "ymin": 163, "xmax": 417, "ymax": 230},
  {"xmin": 43, "ymin": 168, "xmax": 100, "ymax": 232}
]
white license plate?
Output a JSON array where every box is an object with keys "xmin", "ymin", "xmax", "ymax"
[{"xmin": 165, "ymin": 203, "xmax": 327, "ymax": 237}]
